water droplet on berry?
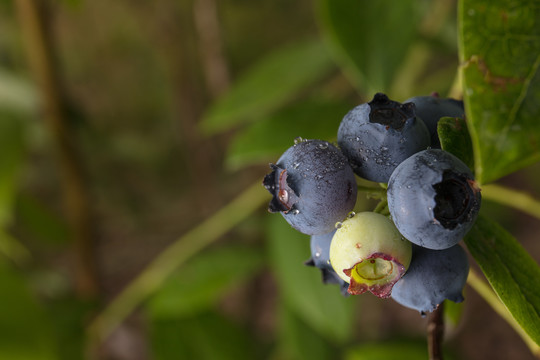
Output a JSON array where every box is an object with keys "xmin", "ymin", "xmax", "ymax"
[
  {"xmin": 335, "ymin": 222, "xmax": 343, "ymax": 229},
  {"xmin": 292, "ymin": 209, "xmax": 300, "ymax": 215},
  {"xmin": 293, "ymin": 162, "xmax": 300, "ymax": 169},
  {"xmin": 347, "ymin": 211, "xmax": 356, "ymax": 219},
  {"xmin": 318, "ymin": 142, "xmax": 328, "ymax": 150},
  {"xmin": 294, "ymin": 136, "xmax": 304, "ymax": 145}
]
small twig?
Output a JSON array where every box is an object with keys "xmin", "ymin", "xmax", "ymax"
[
  {"xmin": 193, "ymin": 0, "xmax": 230, "ymax": 98},
  {"xmin": 357, "ymin": 185, "xmax": 387, "ymax": 199},
  {"xmin": 427, "ymin": 302, "xmax": 445, "ymax": 360},
  {"xmin": 373, "ymin": 198, "xmax": 388, "ymax": 214},
  {"xmin": 15, "ymin": 0, "xmax": 99, "ymax": 298},
  {"xmin": 86, "ymin": 181, "xmax": 267, "ymax": 346}
]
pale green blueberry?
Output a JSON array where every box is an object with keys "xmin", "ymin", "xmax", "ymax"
[{"xmin": 330, "ymin": 212, "xmax": 412, "ymax": 298}]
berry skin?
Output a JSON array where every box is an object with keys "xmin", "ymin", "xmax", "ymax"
[
  {"xmin": 329, "ymin": 212, "xmax": 412, "ymax": 298},
  {"xmin": 387, "ymin": 149, "xmax": 481, "ymax": 250},
  {"xmin": 391, "ymin": 244, "xmax": 469, "ymax": 314},
  {"xmin": 337, "ymin": 93, "xmax": 430, "ymax": 183},
  {"xmin": 263, "ymin": 139, "xmax": 357, "ymax": 235},
  {"xmin": 404, "ymin": 95, "xmax": 465, "ymax": 148},
  {"xmin": 305, "ymin": 230, "xmax": 349, "ymax": 296}
]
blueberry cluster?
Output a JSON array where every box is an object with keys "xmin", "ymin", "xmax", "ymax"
[{"xmin": 263, "ymin": 93, "xmax": 481, "ymax": 314}]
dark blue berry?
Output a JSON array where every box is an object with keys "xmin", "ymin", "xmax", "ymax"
[
  {"xmin": 404, "ymin": 95, "xmax": 465, "ymax": 148},
  {"xmin": 263, "ymin": 139, "xmax": 357, "ymax": 235},
  {"xmin": 305, "ymin": 230, "xmax": 349, "ymax": 296},
  {"xmin": 387, "ymin": 149, "xmax": 481, "ymax": 250},
  {"xmin": 391, "ymin": 244, "xmax": 469, "ymax": 314},
  {"xmin": 337, "ymin": 93, "xmax": 430, "ymax": 183}
]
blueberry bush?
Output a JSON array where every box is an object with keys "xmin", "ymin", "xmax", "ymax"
[{"xmin": 0, "ymin": 0, "xmax": 539, "ymax": 359}]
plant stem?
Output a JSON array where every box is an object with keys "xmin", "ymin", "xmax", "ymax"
[
  {"xmin": 86, "ymin": 181, "xmax": 267, "ymax": 347},
  {"xmin": 15, "ymin": 0, "xmax": 99, "ymax": 299},
  {"xmin": 193, "ymin": 0, "xmax": 230, "ymax": 98},
  {"xmin": 481, "ymin": 184, "xmax": 540, "ymax": 221},
  {"xmin": 428, "ymin": 302, "xmax": 445, "ymax": 360},
  {"xmin": 357, "ymin": 185, "xmax": 386, "ymax": 199},
  {"xmin": 467, "ymin": 269, "xmax": 540, "ymax": 358},
  {"xmin": 373, "ymin": 199, "xmax": 388, "ymax": 214}
]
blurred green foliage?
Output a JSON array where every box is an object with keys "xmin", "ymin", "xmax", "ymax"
[{"xmin": 0, "ymin": 0, "xmax": 539, "ymax": 359}]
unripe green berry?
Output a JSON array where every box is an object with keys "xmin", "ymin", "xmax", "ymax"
[{"xmin": 330, "ymin": 212, "xmax": 412, "ymax": 298}]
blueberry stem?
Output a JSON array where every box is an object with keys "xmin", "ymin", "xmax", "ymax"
[
  {"xmin": 357, "ymin": 185, "xmax": 387, "ymax": 199},
  {"xmin": 427, "ymin": 302, "xmax": 445, "ymax": 360},
  {"xmin": 373, "ymin": 199, "xmax": 388, "ymax": 214}
]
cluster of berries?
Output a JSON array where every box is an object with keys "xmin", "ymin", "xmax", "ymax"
[{"xmin": 263, "ymin": 93, "xmax": 481, "ymax": 314}]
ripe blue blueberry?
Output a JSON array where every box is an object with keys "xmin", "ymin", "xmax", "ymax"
[
  {"xmin": 263, "ymin": 139, "xmax": 357, "ymax": 235},
  {"xmin": 404, "ymin": 94, "xmax": 465, "ymax": 148},
  {"xmin": 305, "ymin": 230, "xmax": 349, "ymax": 296},
  {"xmin": 387, "ymin": 149, "xmax": 481, "ymax": 250},
  {"xmin": 337, "ymin": 93, "xmax": 430, "ymax": 183},
  {"xmin": 391, "ymin": 244, "xmax": 469, "ymax": 314}
]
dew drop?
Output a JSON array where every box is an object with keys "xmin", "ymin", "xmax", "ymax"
[
  {"xmin": 315, "ymin": 252, "xmax": 321, "ymax": 258},
  {"xmin": 294, "ymin": 136, "xmax": 304, "ymax": 145},
  {"xmin": 335, "ymin": 222, "xmax": 343, "ymax": 229},
  {"xmin": 293, "ymin": 209, "xmax": 300, "ymax": 215},
  {"xmin": 318, "ymin": 142, "xmax": 329, "ymax": 150},
  {"xmin": 347, "ymin": 211, "xmax": 356, "ymax": 219},
  {"xmin": 381, "ymin": 146, "xmax": 388, "ymax": 151},
  {"xmin": 293, "ymin": 162, "xmax": 300, "ymax": 169}
]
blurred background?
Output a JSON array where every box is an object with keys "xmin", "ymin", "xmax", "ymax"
[{"xmin": 0, "ymin": 0, "xmax": 539, "ymax": 359}]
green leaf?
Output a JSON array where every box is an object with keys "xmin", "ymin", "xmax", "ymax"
[
  {"xmin": 16, "ymin": 195, "xmax": 70, "ymax": 246},
  {"xmin": 0, "ymin": 261, "xmax": 55, "ymax": 360},
  {"xmin": 459, "ymin": 0, "xmax": 540, "ymax": 183},
  {"xmin": 148, "ymin": 245, "xmax": 264, "ymax": 318},
  {"xmin": 438, "ymin": 116, "xmax": 475, "ymax": 170},
  {"xmin": 201, "ymin": 39, "xmax": 335, "ymax": 134},
  {"xmin": 464, "ymin": 215, "xmax": 540, "ymax": 345},
  {"xmin": 226, "ymin": 99, "xmax": 351, "ymax": 170},
  {"xmin": 0, "ymin": 111, "xmax": 25, "ymax": 226},
  {"xmin": 0, "ymin": 70, "xmax": 38, "ymax": 114},
  {"xmin": 317, "ymin": 0, "xmax": 421, "ymax": 94},
  {"xmin": 267, "ymin": 216, "xmax": 355, "ymax": 344},
  {"xmin": 46, "ymin": 296, "xmax": 95, "ymax": 360},
  {"xmin": 149, "ymin": 312, "xmax": 260, "ymax": 360},
  {"xmin": 275, "ymin": 304, "xmax": 335, "ymax": 360}
]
